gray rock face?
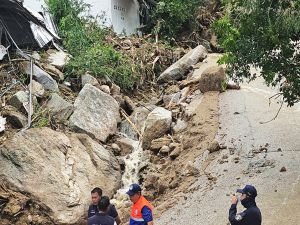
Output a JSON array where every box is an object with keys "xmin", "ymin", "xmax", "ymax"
[
  {"xmin": 2, "ymin": 106, "xmax": 27, "ymax": 128},
  {"xmin": 29, "ymin": 80, "xmax": 45, "ymax": 97},
  {"xmin": 120, "ymin": 105, "xmax": 156, "ymax": 140},
  {"xmin": 81, "ymin": 73, "xmax": 99, "ymax": 87},
  {"xmin": 8, "ymin": 91, "xmax": 29, "ymax": 110},
  {"xmin": 0, "ymin": 128, "xmax": 121, "ymax": 224},
  {"xmin": 142, "ymin": 107, "xmax": 172, "ymax": 149},
  {"xmin": 8, "ymin": 91, "xmax": 37, "ymax": 115},
  {"xmin": 198, "ymin": 66, "xmax": 225, "ymax": 93},
  {"xmin": 69, "ymin": 84, "xmax": 120, "ymax": 142},
  {"xmin": 20, "ymin": 62, "xmax": 59, "ymax": 91},
  {"xmin": 172, "ymin": 119, "xmax": 188, "ymax": 134},
  {"xmin": 99, "ymin": 85, "xmax": 111, "ymax": 94},
  {"xmin": 115, "ymin": 137, "xmax": 135, "ymax": 156},
  {"xmin": 150, "ymin": 137, "xmax": 172, "ymax": 151},
  {"xmin": 163, "ymin": 92, "xmax": 181, "ymax": 106},
  {"xmin": 46, "ymin": 93, "xmax": 74, "ymax": 121},
  {"xmin": 157, "ymin": 45, "xmax": 208, "ymax": 83}
]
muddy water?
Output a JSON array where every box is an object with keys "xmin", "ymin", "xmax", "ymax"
[{"xmin": 111, "ymin": 136, "xmax": 149, "ymax": 209}]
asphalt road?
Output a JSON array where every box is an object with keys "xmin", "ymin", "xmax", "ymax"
[{"xmin": 156, "ymin": 79, "xmax": 300, "ymax": 225}]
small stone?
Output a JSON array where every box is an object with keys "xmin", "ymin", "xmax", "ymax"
[
  {"xmin": 111, "ymin": 83, "xmax": 120, "ymax": 96},
  {"xmin": 124, "ymin": 96, "xmax": 136, "ymax": 113},
  {"xmin": 280, "ymin": 166, "xmax": 287, "ymax": 172},
  {"xmin": 207, "ymin": 140, "xmax": 220, "ymax": 153},
  {"xmin": 99, "ymin": 85, "xmax": 110, "ymax": 94},
  {"xmin": 170, "ymin": 146, "xmax": 181, "ymax": 159},
  {"xmin": 277, "ymin": 148, "xmax": 282, "ymax": 152},
  {"xmin": 81, "ymin": 73, "xmax": 99, "ymax": 86},
  {"xmin": 160, "ymin": 145, "xmax": 170, "ymax": 154}
]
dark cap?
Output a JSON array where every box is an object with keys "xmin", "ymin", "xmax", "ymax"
[
  {"xmin": 237, "ymin": 185, "xmax": 257, "ymax": 198},
  {"xmin": 126, "ymin": 183, "xmax": 141, "ymax": 196}
]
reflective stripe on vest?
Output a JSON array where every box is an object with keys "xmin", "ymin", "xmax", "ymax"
[{"xmin": 130, "ymin": 217, "xmax": 145, "ymax": 221}]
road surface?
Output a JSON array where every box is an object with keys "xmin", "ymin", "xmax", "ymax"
[{"xmin": 156, "ymin": 79, "xmax": 300, "ymax": 225}]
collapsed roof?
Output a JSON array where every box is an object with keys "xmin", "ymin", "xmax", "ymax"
[{"xmin": 0, "ymin": 0, "xmax": 59, "ymax": 50}]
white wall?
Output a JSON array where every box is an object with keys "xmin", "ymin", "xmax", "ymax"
[
  {"xmin": 23, "ymin": 0, "xmax": 140, "ymax": 35},
  {"xmin": 111, "ymin": 0, "xmax": 140, "ymax": 34},
  {"xmin": 23, "ymin": 0, "xmax": 45, "ymax": 11}
]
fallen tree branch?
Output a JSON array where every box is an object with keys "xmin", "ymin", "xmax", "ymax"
[
  {"xmin": 260, "ymin": 98, "xmax": 284, "ymax": 124},
  {"xmin": 120, "ymin": 108, "xmax": 142, "ymax": 137}
]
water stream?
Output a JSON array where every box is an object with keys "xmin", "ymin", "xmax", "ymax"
[{"xmin": 112, "ymin": 135, "xmax": 147, "ymax": 206}]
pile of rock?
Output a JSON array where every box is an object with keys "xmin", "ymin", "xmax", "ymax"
[{"xmin": 0, "ymin": 44, "xmax": 230, "ymax": 224}]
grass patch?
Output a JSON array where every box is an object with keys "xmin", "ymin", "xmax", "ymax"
[{"xmin": 46, "ymin": 0, "xmax": 136, "ymax": 89}]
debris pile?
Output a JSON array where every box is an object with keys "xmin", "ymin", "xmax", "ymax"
[{"xmin": 0, "ymin": 1, "xmax": 237, "ymax": 224}]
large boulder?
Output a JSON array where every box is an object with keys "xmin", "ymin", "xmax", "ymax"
[
  {"xmin": 119, "ymin": 105, "xmax": 156, "ymax": 140},
  {"xmin": 142, "ymin": 107, "xmax": 172, "ymax": 149},
  {"xmin": 69, "ymin": 84, "xmax": 120, "ymax": 142},
  {"xmin": 198, "ymin": 66, "xmax": 225, "ymax": 93},
  {"xmin": 46, "ymin": 93, "xmax": 74, "ymax": 121},
  {"xmin": 157, "ymin": 45, "xmax": 208, "ymax": 83},
  {"xmin": 0, "ymin": 128, "xmax": 121, "ymax": 224}
]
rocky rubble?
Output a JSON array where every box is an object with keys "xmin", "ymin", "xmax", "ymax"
[
  {"xmin": 0, "ymin": 43, "xmax": 233, "ymax": 224},
  {"xmin": 0, "ymin": 128, "xmax": 121, "ymax": 224}
]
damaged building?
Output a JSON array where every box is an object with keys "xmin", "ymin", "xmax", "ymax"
[
  {"xmin": 0, "ymin": 0, "xmax": 59, "ymax": 58},
  {"xmin": 24, "ymin": 0, "xmax": 143, "ymax": 35}
]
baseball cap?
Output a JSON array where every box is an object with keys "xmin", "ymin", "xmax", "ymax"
[
  {"xmin": 237, "ymin": 185, "xmax": 257, "ymax": 198},
  {"xmin": 126, "ymin": 183, "xmax": 141, "ymax": 196}
]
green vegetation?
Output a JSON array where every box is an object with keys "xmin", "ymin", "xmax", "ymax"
[
  {"xmin": 46, "ymin": 0, "xmax": 136, "ymax": 89},
  {"xmin": 214, "ymin": 0, "xmax": 300, "ymax": 106},
  {"xmin": 146, "ymin": 0, "xmax": 203, "ymax": 39},
  {"xmin": 32, "ymin": 108, "xmax": 51, "ymax": 128}
]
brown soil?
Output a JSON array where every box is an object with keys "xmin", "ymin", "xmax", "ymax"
[{"xmin": 146, "ymin": 91, "xmax": 220, "ymax": 216}]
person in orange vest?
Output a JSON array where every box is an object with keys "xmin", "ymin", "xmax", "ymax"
[{"xmin": 126, "ymin": 183, "xmax": 154, "ymax": 225}]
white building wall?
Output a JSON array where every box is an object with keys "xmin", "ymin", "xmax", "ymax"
[
  {"xmin": 111, "ymin": 0, "xmax": 140, "ymax": 34},
  {"xmin": 23, "ymin": 0, "xmax": 45, "ymax": 11},
  {"xmin": 23, "ymin": 0, "xmax": 140, "ymax": 35}
]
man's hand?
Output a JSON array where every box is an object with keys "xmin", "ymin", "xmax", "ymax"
[{"xmin": 231, "ymin": 195, "xmax": 238, "ymax": 204}]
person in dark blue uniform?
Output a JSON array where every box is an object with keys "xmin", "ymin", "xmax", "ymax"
[
  {"xmin": 88, "ymin": 196, "xmax": 116, "ymax": 225},
  {"xmin": 88, "ymin": 187, "xmax": 121, "ymax": 225},
  {"xmin": 229, "ymin": 184, "xmax": 262, "ymax": 225}
]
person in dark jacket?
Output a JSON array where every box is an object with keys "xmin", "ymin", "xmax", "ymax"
[
  {"xmin": 88, "ymin": 187, "xmax": 121, "ymax": 225},
  {"xmin": 229, "ymin": 184, "xmax": 262, "ymax": 225},
  {"xmin": 88, "ymin": 196, "xmax": 116, "ymax": 225}
]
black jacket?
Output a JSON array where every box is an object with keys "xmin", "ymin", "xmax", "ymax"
[
  {"xmin": 88, "ymin": 204, "xmax": 118, "ymax": 218},
  {"xmin": 88, "ymin": 212, "xmax": 115, "ymax": 225},
  {"xmin": 229, "ymin": 200, "xmax": 262, "ymax": 225}
]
